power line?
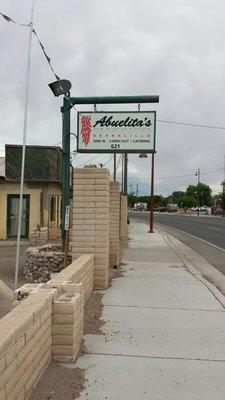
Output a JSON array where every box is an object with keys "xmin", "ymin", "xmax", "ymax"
[
  {"xmin": 116, "ymin": 154, "xmax": 122, "ymax": 171},
  {"xmin": 32, "ymin": 29, "xmax": 59, "ymax": 80},
  {"xmin": 157, "ymin": 119, "xmax": 225, "ymax": 131},
  {"xmin": 0, "ymin": 11, "xmax": 29, "ymax": 26},
  {"xmin": 128, "ymin": 168, "xmax": 223, "ymax": 180},
  {"xmin": 103, "ymin": 154, "xmax": 114, "ymax": 167},
  {"xmin": 75, "ymin": 154, "xmax": 103, "ymax": 167}
]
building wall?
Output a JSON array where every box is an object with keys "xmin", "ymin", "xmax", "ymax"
[{"xmin": 0, "ymin": 181, "xmax": 61, "ymax": 240}]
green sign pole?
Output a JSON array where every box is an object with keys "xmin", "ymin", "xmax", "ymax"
[
  {"xmin": 61, "ymin": 94, "xmax": 159, "ymax": 247},
  {"xmin": 63, "ymin": 95, "xmax": 159, "ymax": 111},
  {"xmin": 61, "ymin": 97, "xmax": 71, "ymax": 248}
]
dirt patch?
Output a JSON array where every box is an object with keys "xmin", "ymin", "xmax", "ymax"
[
  {"xmin": 77, "ymin": 340, "xmax": 88, "ymax": 358},
  {"xmin": 202, "ymin": 273, "xmax": 217, "ymax": 287},
  {"xmin": 84, "ymin": 292, "xmax": 105, "ymax": 335},
  {"xmin": 109, "ymin": 266, "xmax": 124, "ymax": 280},
  {"xmin": 29, "ymin": 361, "xmax": 85, "ymax": 400},
  {"xmin": 0, "ymin": 244, "xmax": 28, "ymax": 288},
  {"xmin": 201, "ymin": 273, "xmax": 225, "ymax": 294}
]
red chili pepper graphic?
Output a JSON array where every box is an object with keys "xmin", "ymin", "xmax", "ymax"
[{"xmin": 81, "ymin": 115, "xmax": 92, "ymax": 146}]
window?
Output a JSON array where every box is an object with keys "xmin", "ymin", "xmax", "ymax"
[{"xmin": 49, "ymin": 195, "xmax": 61, "ymax": 228}]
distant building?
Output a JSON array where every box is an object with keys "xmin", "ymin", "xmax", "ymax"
[{"xmin": 0, "ymin": 145, "xmax": 63, "ymax": 241}]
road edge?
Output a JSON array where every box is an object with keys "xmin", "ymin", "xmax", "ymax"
[{"xmin": 155, "ymin": 226, "xmax": 225, "ymax": 307}]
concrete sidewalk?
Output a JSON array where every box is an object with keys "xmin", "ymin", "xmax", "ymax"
[{"xmin": 75, "ymin": 221, "xmax": 225, "ymax": 400}]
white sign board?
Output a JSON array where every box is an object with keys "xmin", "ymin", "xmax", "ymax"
[
  {"xmin": 64, "ymin": 206, "xmax": 70, "ymax": 231},
  {"xmin": 77, "ymin": 111, "xmax": 156, "ymax": 153}
]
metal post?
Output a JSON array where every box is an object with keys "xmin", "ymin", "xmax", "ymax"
[
  {"xmin": 121, "ymin": 154, "xmax": 124, "ymax": 193},
  {"xmin": 113, "ymin": 153, "xmax": 116, "ymax": 181},
  {"xmin": 14, "ymin": 0, "xmax": 35, "ymax": 293},
  {"xmin": 124, "ymin": 153, "xmax": 128, "ymax": 195},
  {"xmin": 149, "ymin": 152, "xmax": 155, "ymax": 233},
  {"xmin": 224, "ymin": 155, "xmax": 225, "ymax": 182},
  {"xmin": 61, "ymin": 97, "xmax": 71, "ymax": 248},
  {"xmin": 69, "ymin": 95, "xmax": 159, "ymax": 106},
  {"xmin": 197, "ymin": 168, "xmax": 200, "ymax": 217},
  {"xmin": 223, "ymin": 156, "xmax": 225, "ymax": 217}
]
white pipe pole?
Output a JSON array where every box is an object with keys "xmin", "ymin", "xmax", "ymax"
[{"xmin": 14, "ymin": 0, "xmax": 35, "ymax": 294}]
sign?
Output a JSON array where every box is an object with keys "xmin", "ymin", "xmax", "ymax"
[
  {"xmin": 64, "ymin": 206, "xmax": 70, "ymax": 231},
  {"xmin": 77, "ymin": 111, "xmax": 156, "ymax": 153}
]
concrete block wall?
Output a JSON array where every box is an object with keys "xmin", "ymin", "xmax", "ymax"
[
  {"xmin": 110, "ymin": 182, "xmax": 120, "ymax": 268},
  {"xmin": 0, "ymin": 290, "xmax": 56, "ymax": 400},
  {"xmin": 49, "ymin": 254, "xmax": 94, "ymax": 304},
  {"xmin": 52, "ymin": 288, "xmax": 83, "ymax": 363},
  {"xmin": 72, "ymin": 168, "xmax": 110, "ymax": 289},
  {"xmin": 120, "ymin": 195, "xmax": 128, "ymax": 242},
  {"xmin": 0, "ymin": 253, "xmax": 95, "ymax": 399}
]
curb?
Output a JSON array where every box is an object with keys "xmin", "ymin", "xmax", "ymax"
[{"xmin": 156, "ymin": 227, "xmax": 225, "ymax": 308}]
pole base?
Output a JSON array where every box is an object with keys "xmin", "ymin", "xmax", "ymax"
[{"xmin": 148, "ymin": 230, "xmax": 155, "ymax": 233}]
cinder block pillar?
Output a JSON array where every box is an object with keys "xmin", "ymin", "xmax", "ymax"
[
  {"xmin": 120, "ymin": 195, "xmax": 128, "ymax": 242},
  {"xmin": 110, "ymin": 182, "xmax": 120, "ymax": 268},
  {"xmin": 52, "ymin": 284, "xmax": 84, "ymax": 363},
  {"xmin": 72, "ymin": 168, "xmax": 110, "ymax": 289}
]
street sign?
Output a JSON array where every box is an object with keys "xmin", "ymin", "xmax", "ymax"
[{"xmin": 77, "ymin": 111, "xmax": 156, "ymax": 153}]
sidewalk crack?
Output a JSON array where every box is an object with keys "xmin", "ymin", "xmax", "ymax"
[{"xmin": 83, "ymin": 351, "xmax": 225, "ymax": 363}]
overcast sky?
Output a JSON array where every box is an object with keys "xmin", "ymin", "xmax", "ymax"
[{"xmin": 1, "ymin": 0, "xmax": 225, "ymax": 196}]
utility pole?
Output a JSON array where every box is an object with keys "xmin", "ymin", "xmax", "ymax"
[
  {"xmin": 124, "ymin": 153, "xmax": 128, "ymax": 195},
  {"xmin": 136, "ymin": 183, "xmax": 139, "ymax": 197},
  {"xmin": 121, "ymin": 154, "xmax": 124, "ymax": 193},
  {"xmin": 223, "ymin": 156, "xmax": 225, "ymax": 217},
  {"xmin": 224, "ymin": 155, "xmax": 225, "ymax": 182},
  {"xmin": 129, "ymin": 183, "xmax": 133, "ymax": 194},
  {"xmin": 195, "ymin": 168, "xmax": 200, "ymax": 216},
  {"xmin": 61, "ymin": 97, "xmax": 71, "ymax": 248},
  {"xmin": 113, "ymin": 153, "xmax": 116, "ymax": 181},
  {"xmin": 149, "ymin": 152, "xmax": 155, "ymax": 233},
  {"xmin": 14, "ymin": 0, "xmax": 35, "ymax": 293}
]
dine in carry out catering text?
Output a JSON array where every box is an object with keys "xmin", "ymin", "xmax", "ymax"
[{"xmin": 77, "ymin": 111, "xmax": 156, "ymax": 153}]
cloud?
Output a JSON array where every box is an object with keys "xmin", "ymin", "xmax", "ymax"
[{"xmin": 0, "ymin": 0, "xmax": 225, "ymax": 196}]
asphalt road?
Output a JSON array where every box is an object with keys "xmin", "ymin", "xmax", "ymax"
[{"xmin": 129, "ymin": 211, "xmax": 225, "ymax": 275}]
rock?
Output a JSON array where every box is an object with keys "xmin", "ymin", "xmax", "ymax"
[{"xmin": 24, "ymin": 244, "xmax": 69, "ymax": 284}]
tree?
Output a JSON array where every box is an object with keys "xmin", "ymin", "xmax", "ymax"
[
  {"xmin": 220, "ymin": 180, "xmax": 225, "ymax": 217},
  {"xmin": 168, "ymin": 191, "xmax": 185, "ymax": 206},
  {"xmin": 127, "ymin": 193, "xmax": 137, "ymax": 208},
  {"xmin": 180, "ymin": 195, "xmax": 196, "ymax": 213},
  {"xmin": 84, "ymin": 164, "xmax": 97, "ymax": 168},
  {"xmin": 186, "ymin": 183, "xmax": 212, "ymax": 206}
]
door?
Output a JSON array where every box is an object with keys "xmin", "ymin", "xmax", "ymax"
[{"xmin": 7, "ymin": 195, "xmax": 30, "ymax": 238}]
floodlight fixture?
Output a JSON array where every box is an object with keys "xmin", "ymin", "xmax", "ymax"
[
  {"xmin": 48, "ymin": 79, "xmax": 72, "ymax": 97},
  {"xmin": 139, "ymin": 153, "xmax": 148, "ymax": 158}
]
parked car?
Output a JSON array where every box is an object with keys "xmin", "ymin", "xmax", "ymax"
[
  {"xmin": 157, "ymin": 206, "xmax": 168, "ymax": 212},
  {"xmin": 191, "ymin": 206, "xmax": 211, "ymax": 214},
  {"xmin": 168, "ymin": 208, "xmax": 177, "ymax": 213},
  {"xmin": 202, "ymin": 206, "xmax": 211, "ymax": 215}
]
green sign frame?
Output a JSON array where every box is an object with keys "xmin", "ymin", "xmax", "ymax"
[{"xmin": 77, "ymin": 110, "xmax": 156, "ymax": 154}]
